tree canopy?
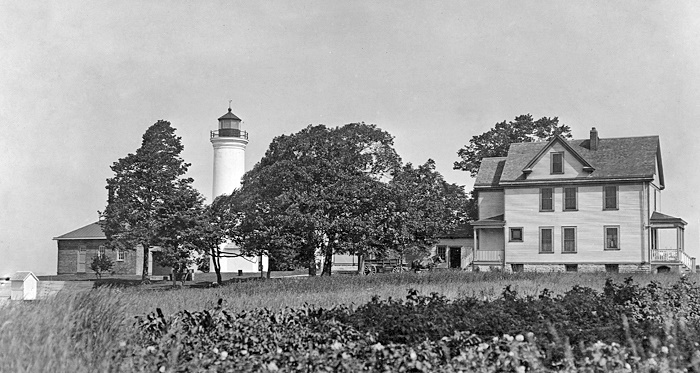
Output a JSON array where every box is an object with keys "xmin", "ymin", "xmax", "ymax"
[
  {"xmin": 100, "ymin": 120, "xmax": 199, "ymax": 281},
  {"xmin": 453, "ymin": 114, "xmax": 572, "ymax": 177}
]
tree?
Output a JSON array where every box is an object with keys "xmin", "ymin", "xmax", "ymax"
[
  {"xmin": 379, "ymin": 160, "xmax": 469, "ymax": 262},
  {"xmin": 453, "ymin": 114, "xmax": 572, "ymax": 177},
  {"xmin": 190, "ymin": 194, "xmax": 242, "ymax": 285},
  {"xmin": 100, "ymin": 120, "xmax": 194, "ymax": 282},
  {"xmin": 90, "ymin": 254, "xmax": 113, "ymax": 279},
  {"xmin": 235, "ymin": 123, "xmax": 401, "ymax": 276},
  {"xmin": 152, "ymin": 183, "xmax": 206, "ymax": 286}
]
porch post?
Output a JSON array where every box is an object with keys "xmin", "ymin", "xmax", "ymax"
[{"xmin": 473, "ymin": 229, "xmax": 479, "ymax": 271}]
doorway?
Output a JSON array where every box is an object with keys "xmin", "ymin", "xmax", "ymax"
[{"xmin": 449, "ymin": 247, "xmax": 461, "ymax": 269}]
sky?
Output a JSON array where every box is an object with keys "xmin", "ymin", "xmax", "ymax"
[{"xmin": 1, "ymin": 1, "xmax": 699, "ymax": 276}]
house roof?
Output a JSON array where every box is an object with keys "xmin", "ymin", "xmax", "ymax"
[
  {"xmin": 471, "ymin": 214, "xmax": 505, "ymax": 227},
  {"xmin": 10, "ymin": 271, "xmax": 38, "ymax": 282},
  {"xmin": 437, "ymin": 223, "xmax": 474, "ymax": 239},
  {"xmin": 477, "ymin": 135, "xmax": 662, "ymax": 187},
  {"xmin": 474, "ymin": 157, "xmax": 506, "ymax": 187},
  {"xmin": 53, "ymin": 222, "xmax": 106, "ymax": 240}
]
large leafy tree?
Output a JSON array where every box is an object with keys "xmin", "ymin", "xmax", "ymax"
[
  {"xmin": 454, "ymin": 114, "xmax": 572, "ymax": 177},
  {"xmin": 235, "ymin": 123, "xmax": 401, "ymax": 276},
  {"xmin": 100, "ymin": 120, "xmax": 195, "ymax": 281},
  {"xmin": 379, "ymin": 160, "xmax": 469, "ymax": 262}
]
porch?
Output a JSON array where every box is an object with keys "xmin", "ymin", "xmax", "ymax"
[
  {"xmin": 471, "ymin": 214, "xmax": 505, "ymax": 267},
  {"xmin": 649, "ymin": 212, "xmax": 695, "ymax": 273}
]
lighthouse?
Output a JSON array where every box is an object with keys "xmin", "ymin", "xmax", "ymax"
[
  {"xmin": 209, "ymin": 106, "xmax": 268, "ymax": 274},
  {"xmin": 210, "ymin": 107, "xmax": 248, "ymax": 198}
]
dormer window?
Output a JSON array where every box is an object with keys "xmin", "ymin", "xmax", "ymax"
[{"xmin": 551, "ymin": 152, "xmax": 564, "ymax": 174}]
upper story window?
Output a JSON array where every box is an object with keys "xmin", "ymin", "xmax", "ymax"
[
  {"xmin": 540, "ymin": 187, "xmax": 554, "ymax": 211},
  {"xmin": 551, "ymin": 152, "xmax": 564, "ymax": 174},
  {"xmin": 563, "ymin": 187, "xmax": 577, "ymax": 211},
  {"xmin": 603, "ymin": 186, "xmax": 618, "ymax": 210}
]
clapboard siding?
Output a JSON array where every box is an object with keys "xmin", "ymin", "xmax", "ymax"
[
  {"xmin": 504, "ymin": 183, "xmax": 649, "ymax": 264},
  {"xmin": 527, "ymin": 142, "xmax": 589, "ymax": 180},
  {"xmin": 478, "ymin": 190, "xmax": 504, "ymax": 220}
]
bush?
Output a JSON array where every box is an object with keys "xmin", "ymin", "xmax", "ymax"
[{"xmin": 90, "ymin": 254, "xmax": 114, "ymax": 279}]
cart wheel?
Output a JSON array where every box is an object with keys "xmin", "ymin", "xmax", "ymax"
[
  {"xmin": 392, "ymin": 266, "xmax": 407, "ymax": 273},
  {"xmin": 364, "ymin": 265, "xmax": 376, "ymax": 275}
]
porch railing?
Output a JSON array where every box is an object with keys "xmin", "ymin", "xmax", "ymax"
[
  {"xmin": 463, "ymin": 248, "xmax": 474, "ymax": 268},
  {"xmin": 474, "ymin": 250, "xmax": 503, "ymax": 263},
  {"xmin": 652, "ymin": 249, "xmax": 696, "ymax": 272}
]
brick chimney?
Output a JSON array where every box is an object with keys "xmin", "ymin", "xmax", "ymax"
[{"xmin": 590, "ymin": 127, "xmax": 599, "ymax": 150}]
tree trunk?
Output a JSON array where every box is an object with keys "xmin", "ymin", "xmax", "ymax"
[
  {"xmin": 358, "ymin": 254, "xmax": 365, "ymax": 275},
  {"xmin": 308, "ymin": 255, "xmax": 317, "ymax": 276},
  {"xmin": 211, "ymin": 247, "xmax": 222, "ymax": 285},
  {"xmin": 322, "ymin": 245, "xmax": 333, "ymax": 276},
  {"xmin": 172, "ymin": 268, "xmax": 178, "ymax": 287},
  {"xmin": 142, "ymin": 244, "xmax": 150, "ymax": 282}
]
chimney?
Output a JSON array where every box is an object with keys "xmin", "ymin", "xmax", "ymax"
[{"xmin": 590, "ymin": 127, "xmax": 599, "ymax": 150}]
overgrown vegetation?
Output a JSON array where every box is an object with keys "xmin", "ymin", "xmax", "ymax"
[{"xmin": 3, "ymin": 274, "xmax": 700, "ymax": 372}]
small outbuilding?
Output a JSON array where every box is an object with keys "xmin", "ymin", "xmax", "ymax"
[{"xmin": 10, "ymin": 271, "xmax": 39, "ymax": 300}]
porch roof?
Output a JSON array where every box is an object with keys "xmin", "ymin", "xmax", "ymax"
[
  {"xmin": 650, "ymin": 211, "xmax": 687, "ymax": 227},
  {"xmin": 471, "ymin": 214, "xmax": 505, "ymax": 227}
]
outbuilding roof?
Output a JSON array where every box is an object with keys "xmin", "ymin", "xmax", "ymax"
[
  {"xmin": 476, "ymin": 135, "xmax": 662, "ymax": 188},
  {"xmin": 53, "ymin": 222, "xmax": 106, "ymax": 240}
]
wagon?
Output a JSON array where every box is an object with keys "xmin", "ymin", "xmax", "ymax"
[{"xmin": 363, "ymin": 258, "xmax": 409, "ymax": 275}]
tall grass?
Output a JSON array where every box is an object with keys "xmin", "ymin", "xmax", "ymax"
[{"xmin": 0, "ymin": 271, "xmax": 697, "ymax": 372}]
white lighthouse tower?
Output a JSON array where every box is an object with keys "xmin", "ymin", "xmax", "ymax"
[
  {"xmin": 210, "ymin": 106, "xmax": 268, "ymax": 274},
  {"xmin": 211, "ymin": 107, "xmax": 248, "ymax": 198}
]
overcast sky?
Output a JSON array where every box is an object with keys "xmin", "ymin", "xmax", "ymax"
[{"xmin": 1, "ymin": 1, "xmax": 699, "ymax": 276}]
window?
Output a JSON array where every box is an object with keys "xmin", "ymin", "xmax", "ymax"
[
  {"xmin": 436, "ymin": 246, "xmax": 446, "ymax": 261},
  {"xmin": 565, "ymin": 264, "xmax": 578, "ymax": 272},
  {"xmin": 563, "ymin": 187, "xmax": 577, "ymax": 211},
  {"xmin": 562, "ymin": 227, "xmax": 577, "ymax": 253},
  {"xmin": 117, "ymin": 249, "xmax": 126, "ymax": 262},
  {"xmin": 604, "ymin": 226, "xmax": 620, "ymax": 250},
  {"xmin": 540, "ymin": 188, "xmax": 554, "ymax": 211},
  {"xmin": 509, "ymin": 228, "xmax": 523, "ymax": 242},
  {"xmin": 539, "ymin": 227, "xmax": 554, "ymax": 253},
  {"xmin": 604, "ymin": 186, "xmax": 618, "ymax": 210},
  {"xmin": 551, "ymin": 152, "xmax": 564, "ymax": 174},
  {"xmin": 605, "ymin": 264, "xmax": 619, "ymax": 273},
  {"xmin": 511, "ymin": 264, "xmax": 524, "ymax": 273},
  {"xmin": 98, "ymin": 245, "xmax": 106, "ymax": 257}
]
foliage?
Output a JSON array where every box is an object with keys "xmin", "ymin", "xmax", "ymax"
[
  {"xmin": 454, "ymin": 114, "xmax": 572, "ymax": 177},
  {"xmin": 100, "ymin": 120, "xmax": 196, "ymax": 281},
  {"xmin": 379, "ymin": 160, "xmax": 469, "ymax": 260},
  {"xmin": 113, "ymin": 278, "xmax": 700, "ymax": 372},
  {"xmin": 233, "ymin": 123, "xmax": 401, "ymax": 276},
  {"xmin": 90, "ymin": 254, "xmax": 114, "ymax": 279}
]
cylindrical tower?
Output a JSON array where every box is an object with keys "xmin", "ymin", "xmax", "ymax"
[{"xmin": 210, "ymin": 108, "xmax": 249, "ymax": 198}]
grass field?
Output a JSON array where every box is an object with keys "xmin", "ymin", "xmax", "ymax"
[{"xmin": 2, "ymin": 271, "xmax": 699, "ymax": 372}]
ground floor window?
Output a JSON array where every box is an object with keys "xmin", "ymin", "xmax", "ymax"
[
  {"xmin": 117, "ymin": 249, "xmax": 126, "ymax": 262},
  {"xmin": 604, "ymin": 226, "xmax": 620, "ymax": 250},
  {"xmin": 509, "ymin": 227, "xmax": 523, "ymax": 242},
  {"xmin": 562, "ymin": 227, "xmax": 577, "ymax": 253},
  {"xmin": 436, "ymin": 246, "xmax": 446, "ymax": 261},
  {"xmin": 98, "ymin": 245, "xmax": 106, "ymax": 257},
  {"xmin": 539, "ymin": 227, "xmax": 554, "ymax": 253}
]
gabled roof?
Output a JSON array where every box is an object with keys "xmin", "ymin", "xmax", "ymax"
[
  {"xmin": 53, "ymin": 222, "xmax": 106, "ymax": 240},
  {"xmin": 520, "ymin": 135, "xmax": 594, "ymax": 174},
  {"xmin": 10, "ymin": 271, "xmax": 39, "ymax": 282},
  {"xmin": 477, "ymin": 135, "xmax": 662, "ymax": 187}
]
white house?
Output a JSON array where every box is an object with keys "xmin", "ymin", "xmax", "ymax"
[{"xmin": 471, "ymin": 127, "xmax": 694, "ymax": 273}]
